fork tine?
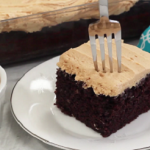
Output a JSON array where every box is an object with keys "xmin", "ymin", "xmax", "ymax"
[
  {"xmin": 114, "ymin": 30, "xmax": 122, "ymax": 73},
  {"xmin": 98, "ymin": 36, "xmax": 106, "ymax": 73},
  {"xmin": 107, "ymin": 35, "xmax": 113, "ymax": 73},
  {"xmin": 89, "ymin": 36, "xmax": 98, "ymax": 71}
]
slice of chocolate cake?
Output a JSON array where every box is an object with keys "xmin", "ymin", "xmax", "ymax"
[{"xmin": 55, "ymin": 39, "xmax": 150, "ymax": 137}]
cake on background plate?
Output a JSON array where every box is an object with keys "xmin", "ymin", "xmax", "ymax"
[
  {"xmin": 55, "ymin": 39, "xmax": 150, "ymax": 137},
  {"xmin": 0, "ymin": 0, "xmax": 149, "ymax": 65}
]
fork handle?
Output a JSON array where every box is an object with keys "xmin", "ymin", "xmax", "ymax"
[{"xmin": 99, "ymin": 0, "xmax": 109, "ymax": 18}]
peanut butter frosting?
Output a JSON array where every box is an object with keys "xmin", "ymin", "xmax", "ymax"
[
  {"xmin": 57, "ymin": 40, "xmax": 150, "ymax": 97},
  {"xmin": 0, "ymin": 0, "xmax": 138, "ymax": 33}
]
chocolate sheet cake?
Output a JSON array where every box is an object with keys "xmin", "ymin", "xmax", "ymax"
[
  {"xmin": 0, "ymin": 0, "xmax": 150, "ymax": 65},
  {"xmin": 55, "ymin": 40, "xmax": 150, "ymax": 137}
]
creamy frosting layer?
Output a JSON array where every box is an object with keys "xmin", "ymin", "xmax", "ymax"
[
  {"xmin": 57, "ymin": 40, "xmax": 150, "ymax": 97},
  {"xmin": 0, "ymin": 0, "xmax": 138, "ymax": 33}
]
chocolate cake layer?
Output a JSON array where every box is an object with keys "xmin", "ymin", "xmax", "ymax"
[
  {"xmin": 55, "ymin": 69, "xmax": 150, "ymax": 137},
  {"xmin": 110, "ymin": 0, "xmax": 150, "ymax": 38},
  {"xmin": 0, "ymin": 19, "xmax": 96, "ymax": 65}
]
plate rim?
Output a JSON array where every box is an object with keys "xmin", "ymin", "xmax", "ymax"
[{"xmin": 9, "ymin": 57, "xmax": 150, "ymax": 150}]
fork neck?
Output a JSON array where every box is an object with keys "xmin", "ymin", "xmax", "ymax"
[{"xmin": 99, "ymin": 0, "xmax": 109, "ymax": 18}]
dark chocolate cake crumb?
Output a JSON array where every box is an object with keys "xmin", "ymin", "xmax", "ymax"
[{"xmin": 55, "ymin": 69, "xmax": 150, "ymax": 137}]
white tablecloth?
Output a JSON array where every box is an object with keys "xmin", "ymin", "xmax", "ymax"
[{"xmin": 0, "ymin": 39, "xmax": 139, "ymax": 150}]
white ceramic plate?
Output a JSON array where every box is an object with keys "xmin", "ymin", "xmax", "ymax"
[{"xmin": 11, "ymin": 56, "xmax": 150, "ymax": 150}]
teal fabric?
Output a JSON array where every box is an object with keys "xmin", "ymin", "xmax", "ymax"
[{"xmin": 138, "ymin": 26, "xmax": 150, "ymax": 53}]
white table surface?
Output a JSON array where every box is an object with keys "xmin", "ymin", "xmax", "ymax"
[{"xmin": 0, "ymin": 39, "xmax": 139, "ymax": 150}]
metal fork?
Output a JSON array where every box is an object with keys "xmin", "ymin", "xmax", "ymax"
[{"xmin": 88, "ymin": 0, "xmax": 122, "ymax": 73}]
